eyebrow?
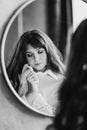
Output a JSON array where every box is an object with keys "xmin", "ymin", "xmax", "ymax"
[
  {"xmin": 26, "ymin": 48, "xmax": 43, "ymax": 53},
  {"xmin": 25, "ymin": 52, "xmax": 32, "ymax": 55}
]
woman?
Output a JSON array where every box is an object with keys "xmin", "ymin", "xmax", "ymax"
[
  {"xmin": 7, "ymin": 29, "xmax": 65, "ymax": 116},
  {"xmin": 53, "ymin": 19, "xmax": 87, "ymax": 129}
]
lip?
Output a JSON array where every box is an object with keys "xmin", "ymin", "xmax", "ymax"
[{"xmin": 35, "ymin": 63, "xmax": 41, "ymax": 66}]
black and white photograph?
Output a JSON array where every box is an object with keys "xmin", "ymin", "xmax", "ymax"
[{"xmin": 0, "ymin": 0, "xmax": 87, "ymax": 130}]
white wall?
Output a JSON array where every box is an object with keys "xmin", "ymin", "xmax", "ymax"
[{"xmin": 72, "ymin": 0, "xmax": 87, "ymax": 32}]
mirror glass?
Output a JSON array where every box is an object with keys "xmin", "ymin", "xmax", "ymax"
[{"xmin": 1, "ymin": 0, "xmax": 73, "ymax": 117}]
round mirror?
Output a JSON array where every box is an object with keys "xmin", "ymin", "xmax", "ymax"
[
  {"xmin": 0, "ymin": 0, "xmax": 72, "ymax": 117},
  {"xmin": 0, "ymin": 0, "xmax": 54, "ymax": 117}
]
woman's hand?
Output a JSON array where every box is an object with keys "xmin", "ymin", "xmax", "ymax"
[
  {"xmin": 19, "ymin": 64, "xmax": 39, "ymax": 96},
  {"xmin": 26, "ymin": 66, "xmax": 39, "ymax": 93}
]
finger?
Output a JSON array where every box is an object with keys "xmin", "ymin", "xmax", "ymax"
[
  {"xmin": 27, "ymin": 75, "xmax": 36, "ymax": 82},
  {"xmin": 28, "ymin": 72, "xmax": 36, "ymax": 78},
  {"xmin": 22, "ymin": 68, "xmax": 32, "ymax": 80},
  {"xmin": 22, "ymin": 64, "xmax": 30, "ymax": 73},
  {"xmin": 23, "ymin": 70, "xmax": 31, "ymax": 77},
  {"xmin": 22, "ymin": 64, "xmax": 33, "ymax": 74},
  {"xmin": 26, "ymin": 70, "xmax": 36, "ymax": 79},
  {"xmin": 28, "ymin": 66, "xmax": 33, "ymax": 71},
  {"xmin": 27, "ymin": 77, "xmax": 39, "ymax": 86}
]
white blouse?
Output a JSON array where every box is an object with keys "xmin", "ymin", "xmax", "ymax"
[{"xmin": 21, "ymin": 70, "xmax": 64, "ymax": 116}]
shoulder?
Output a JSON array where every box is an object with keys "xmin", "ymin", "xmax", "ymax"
[
  {"xmin": 46, "ymin": 70, "xmax": 65, "ymax": 80},
  {"xmin": 54, "ymin": 72, "xmax": 65, "ymax": 81}
]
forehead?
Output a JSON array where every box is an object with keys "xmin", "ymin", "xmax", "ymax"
[{"xmin": 26, "ymin": 44, "xmax": 43, "ymax": 52}]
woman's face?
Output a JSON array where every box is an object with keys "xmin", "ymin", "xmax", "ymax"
[{"xmin": 25, "ymin": 44, "xmax": 47, "ymax": 71}]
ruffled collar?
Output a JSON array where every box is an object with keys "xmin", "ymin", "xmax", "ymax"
[{"xmin": 36, "ymin": 69, "xmax": 63, "ymax": 80}]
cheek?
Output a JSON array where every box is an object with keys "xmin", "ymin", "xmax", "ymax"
[
  {"xmin": 26, "ymin": 58, "xmax": 33, "ymax": 65},
  {"xmin": 42, "ymin": 53, "xmax": 47, "ymax": 63}
]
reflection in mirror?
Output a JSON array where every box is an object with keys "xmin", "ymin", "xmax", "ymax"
[
  {"xmin": 6, "ymin": 29, "xmax": 65, "ymax": 116},
  {"xmin": 1, "ymin": 0, "xmax": 73, "ymax": 117}
]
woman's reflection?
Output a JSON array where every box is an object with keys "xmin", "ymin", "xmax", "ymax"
[{"xmin": 7, "ymin": 29, "xmax": 65, "ymax": 116}]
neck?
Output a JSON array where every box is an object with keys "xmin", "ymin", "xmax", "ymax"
[{"xmin": 34, "ymin": 66, "xmax": 48, "ymax": 73}]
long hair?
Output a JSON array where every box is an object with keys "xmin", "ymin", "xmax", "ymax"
[
  {"xmin": 66, "ymin": 19, "xmax": 87, "ymax": 85},
  {"xmin": 54, "ymin": 19, "xmax": 87, "ymax": 130},
  {"xmin": 7, "ymin": 29, "xmax": 65, "ymax": 92}
]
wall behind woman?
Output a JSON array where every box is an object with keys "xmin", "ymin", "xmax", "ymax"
[
  {"xmin": 72, "ymin": 0, "xmax": 87, "ymax": 32},
  {"xmin": 23, "ymin": 0, "xmax": 46, "ymax": 32}
]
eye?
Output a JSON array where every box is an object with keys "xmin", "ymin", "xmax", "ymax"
[
  {"xmin": 26, "ymin": 53, "xmax": 33, "ymax": 57},
  {"xmin": 38, "ymin": 49, "xmax": 44, "ymax": 54}
]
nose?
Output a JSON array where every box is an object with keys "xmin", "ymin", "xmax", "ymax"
[{"xmin": 34, "ymin": 54, "xmax": 40, "ymax": 62}]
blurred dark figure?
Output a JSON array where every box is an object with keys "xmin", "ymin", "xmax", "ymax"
[
  {"xmin": 49, "ymin": 19, "xmax": 87, "ymax": 130},
  {"xmin": 54, "ymin": 19, "xmax": 87, "ymax": 130}
]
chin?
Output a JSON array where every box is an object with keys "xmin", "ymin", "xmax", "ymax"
[{"xmin": 34, "ymin": 67, "xmax": 44, "ymax": 72}]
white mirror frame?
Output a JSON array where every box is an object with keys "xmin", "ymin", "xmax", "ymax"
[{"xmin": 0, "ymin": 0, "xmax": 54, "ymax": 117}]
